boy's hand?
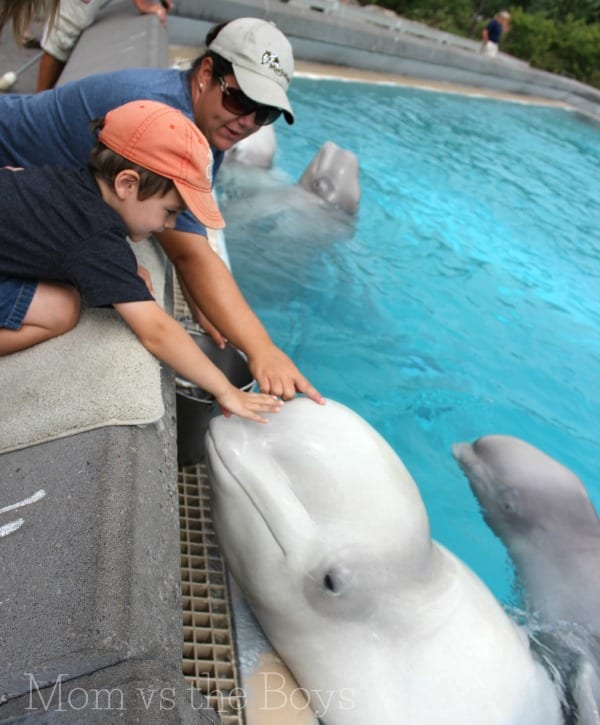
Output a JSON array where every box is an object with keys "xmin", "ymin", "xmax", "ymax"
[{"xmin": 216, "ymin": 386, "xmax": 283, "ymax": 424}]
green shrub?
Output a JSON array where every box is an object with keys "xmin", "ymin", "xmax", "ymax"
[{"xmin": 503, "ymin": 9, "xmax": 600, "ymax": 85}]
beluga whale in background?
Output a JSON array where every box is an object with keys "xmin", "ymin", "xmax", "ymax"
[
  {"xmin": 225, "ymin": 124, "xmax": 277, "ymax": 169},
  {"xmin": 206, "ymin": 399, "xmax": 563, "ymax": 725},
  {"xmin": 217, "ymin": 141, "xmax": 360, "ymax": 247},
  {"xmin": 453, "ymin": 434, "xmax": 600, "ymax": 724},
  {"xmin": 296, "ymin": 140, "xmax": 360, "ymax": 215}
]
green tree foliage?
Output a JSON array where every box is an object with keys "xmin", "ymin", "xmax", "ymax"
[
  {"xmin": 502, "ymin": 9, "xmax": 600, "ymax": 86},
  {"xmin": 358, "ymin": 0, "xmax": 600, "ymax": 87},
  {"xmin": 522, "ymin": 0, "xmax": 600, "ymax": 23}
]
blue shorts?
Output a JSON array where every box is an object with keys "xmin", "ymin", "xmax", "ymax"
[{"xmin": 0, "ymin": 275, "xmax": 37, "ymax": 330}]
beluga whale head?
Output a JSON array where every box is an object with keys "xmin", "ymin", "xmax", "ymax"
[
  {"xmin": 298, "ymin": 141, "xmax": 360, "ymax": 215},
  {"xmin": 206, "ymin": 398, "xmax": 432, "ymax": 624}
]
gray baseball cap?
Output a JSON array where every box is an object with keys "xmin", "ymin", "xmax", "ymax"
[{"xmin": 208, "ymin": 17, "xmax": 295, "ymax": 124}]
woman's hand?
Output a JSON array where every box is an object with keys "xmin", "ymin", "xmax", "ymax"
[{"xmin": 248, "ymin": 344, "xmax": 325, "ymax": 404}]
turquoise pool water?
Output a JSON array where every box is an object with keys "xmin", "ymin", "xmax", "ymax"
[{"xmin": 218, "ymin": 78, "xmax": 600, "ymax": 605}]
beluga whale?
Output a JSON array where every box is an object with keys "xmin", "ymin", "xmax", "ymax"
[
  {"xmin": 452, "ymin": 434, "xmax": 600, "ymax": 723},
  {"xmin": 225, "ymin": 124, "xmax": 277, "ymax": 169},
  {"xmin": 217, "ymin": 141, "xmax": 360, "ymax": 248},
  {"xmin": 296, "ymin": 140, "xmax": 360, "ymax": 215},
  {"xmin": 205, "ymin": 398, "xmax": 563, "ymax": 725}
]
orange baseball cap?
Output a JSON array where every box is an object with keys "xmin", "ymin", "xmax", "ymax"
[{"xmin": 98, "ymin": 100, "xmax": 225, "ymax": 229}]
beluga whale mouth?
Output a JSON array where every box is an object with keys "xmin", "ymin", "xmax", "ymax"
[
  {"xmin": 205, "ymin": 426, "xmax": 317, "ymax": 559},
  {"xmin": 205, "ymin": 398, "xmax": 564, "ymax": 725}
]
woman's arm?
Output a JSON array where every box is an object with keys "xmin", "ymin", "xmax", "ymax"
[{"xmin": 155, "ymin": 228, "xmax": 325, "ymax": 404}]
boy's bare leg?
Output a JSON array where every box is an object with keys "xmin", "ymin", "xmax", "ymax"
[{"xmin": 0, "ymin": 282, "xmax": 80, "ymax": 354}]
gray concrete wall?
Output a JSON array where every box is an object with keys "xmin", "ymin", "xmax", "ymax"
[
  {"xmin": 0, "ymin": 3, "xmax": 217, "ymax": 723},
  {"xmin": 169, "ymin": 0, "xmax": 600, "ymax": 119}
]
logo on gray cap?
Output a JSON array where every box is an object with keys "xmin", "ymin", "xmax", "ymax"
[{"xmin": 260, "ymin": 51, "xmax": 291, "ymax": 84}]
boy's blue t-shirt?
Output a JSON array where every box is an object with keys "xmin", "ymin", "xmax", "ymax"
[
  {"xmin": 0, "ymin": 68, "xmax": 224, "ymax": 236},
  {"xmin": 0, "ymin": 165, "xmax": 154, "ymax": 307}
]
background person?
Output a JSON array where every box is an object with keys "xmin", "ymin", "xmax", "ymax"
[
  {"xmin": 35, "ymin": 0, "xmax": 174, "ymax": 91},
  {"xmin": 0, "ymin": 0, "xmax": 59, "ymax": 39},
  {"xmin": 481, "ymin": 10, "xmax": 511, "ymax": 57},
  {"xmin": 0, "ymin": 100, "xmax": 283, "ymax": 423},
  {"xmin": 0, "ymin": 17, "xmax": 324, "ymax": 405}
]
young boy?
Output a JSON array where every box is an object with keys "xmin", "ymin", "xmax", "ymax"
[{"xmin": 0, "ymin": 99, "xmax": 282, "ymax": 423}]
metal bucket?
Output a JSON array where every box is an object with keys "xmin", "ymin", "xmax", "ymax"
[{"xmin": 176, "ymin": 329, "xmax": 254, "ymax": 465}]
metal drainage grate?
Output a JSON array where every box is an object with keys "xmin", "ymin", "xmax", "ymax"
[{"xmin": 179, "ymin": 463, "xmax": 245, "ymax": 725}]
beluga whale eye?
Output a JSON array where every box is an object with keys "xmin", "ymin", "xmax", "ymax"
[
  {"xmin": 304, "ymin": 556, "xmax": 374, "ymax": 619},
  {"xmin": 323, "ymin": 569, "xmax": 346, "ymax": 595},
  {"xmin": 500, "ymin": 486, "xmax": 519, "ymax": 515}
]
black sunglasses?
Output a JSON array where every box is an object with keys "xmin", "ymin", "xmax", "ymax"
[{"xmin": 218, "ymin": 76, "xmax": 282, "ymax": 127}]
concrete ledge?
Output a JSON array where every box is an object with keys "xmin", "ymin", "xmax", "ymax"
[
  {"xmin": 0, "ymin": 3, "xmax": 217, "ymax": 723},
  {"xmin": 170, "ymin": 0, "xmax": 600, "ymax": 119},
  {"xmin": 0, "ymin": 420, "xmax": 180, "ymax": 698}
]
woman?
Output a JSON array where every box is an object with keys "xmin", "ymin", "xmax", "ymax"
[{"xmin": 0, "ymin": 16, "xmax": 324, "ymax": 404}]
